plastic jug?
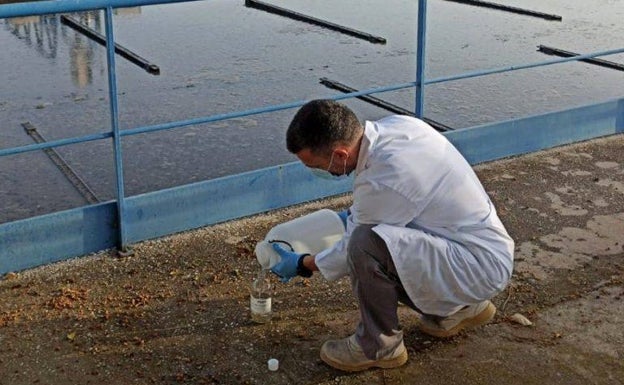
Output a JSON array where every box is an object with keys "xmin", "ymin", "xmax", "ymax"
[{"xmin": 255, "ymin": 209, "xmax": 346, "ymax": 269}]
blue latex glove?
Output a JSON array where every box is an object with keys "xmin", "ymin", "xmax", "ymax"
[
  {"xmin": 270, "ymin": 242, "xmax": 303, "ymax": 283},
  {"xmin": 337, "ymin": 209, "xmax": 349, "ymax": 229}
]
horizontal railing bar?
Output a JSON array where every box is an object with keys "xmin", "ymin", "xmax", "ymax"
[
  {"xmin": 319, "ymin": 77, "xmax": 453, "ymax": 131},
  {"xmin": 424, "ymin": 46, "xmax": 624, "ymax": 85},
  {"xmin": 537, "ymin": 45, "xmax": 624, "ymax": 72},
  {"xmin": 0, "ymin": 0, "xmax": 201, "ymax": 19},
  {"xmin": 0, "ymin": 132, "xmax": 111, "ymax": 157},
  {"xmin": 0, "ymin": 83, "xmax": 415, "ymax": 157},
  {"xmin": 121, "ymin": 83, "xmax": 417, "ymax": 136},
  {"xmin": 2, "ymin": 46, "xmax": 623, "ymax": 158},
  {"xmin": 22, "ymin": 122, "xmax": 101, "ymax": 204},
  {"xmin": 125, "ymin": 49, "xmax": 624, "ymax": 134}
]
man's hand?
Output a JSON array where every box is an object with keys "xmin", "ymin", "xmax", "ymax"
[{"xmin": 270, "ymin": 243, "xmax": 310, "ymax": 283}]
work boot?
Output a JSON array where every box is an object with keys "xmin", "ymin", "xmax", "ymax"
[
  {"xmin": 320, "ymin": 334, "xmax": 408, "ymax": 372},
  {"xmin": 418, "ymin": 300, "xmax": 496, "ymax": 338}
]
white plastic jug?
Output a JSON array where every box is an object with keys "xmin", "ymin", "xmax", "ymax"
[{"xmin": 255, "ymin": 209, "xmax": 346, "ymax": 269}]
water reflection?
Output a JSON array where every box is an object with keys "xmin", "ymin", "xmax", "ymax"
[
  {"xmin": 4, "ymin": 7, "xmax": 141, "ymax": 87},
  {"xmin": 4, "ymin": 14, "xmax": 59, "ymax": 59},
  {"xmin": 69, "ymin": 13, "xmax": 98, "ymax": 86}
]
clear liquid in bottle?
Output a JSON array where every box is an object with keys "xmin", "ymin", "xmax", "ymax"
[{"xmin": 250, "ymin": 268, "xmax": 272, "ymax": 323}]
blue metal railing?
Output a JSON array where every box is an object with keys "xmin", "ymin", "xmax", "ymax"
[
  {"xmin": 1, "ymin": 0, "xmax": 623, "ymax": 261},
  {"xmin": 103, "ymin": 5, "xmax": 128, "ymax": 251}
]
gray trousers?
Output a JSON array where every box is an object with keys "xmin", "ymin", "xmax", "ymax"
[{"xmin": 348, "ymin": 224, "xmax": 421, "ymax": 360}]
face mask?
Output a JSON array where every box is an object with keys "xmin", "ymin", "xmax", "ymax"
[
  {"xmin": 309, "ymin": 167, "xmax": 349, "ymax": 180},
  {"xmin": 308, "ymin": 152, "xmax": 350, "ymax": 181}
]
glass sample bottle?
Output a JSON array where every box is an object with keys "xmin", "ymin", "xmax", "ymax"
[{"xmin": 250, "ymin": 268, "xmax": 272, "ymax": 323}]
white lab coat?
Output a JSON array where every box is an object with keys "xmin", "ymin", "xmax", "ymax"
[{"xmin": 315, "ymin": 116, "xmax": 514, "ymax": 316}]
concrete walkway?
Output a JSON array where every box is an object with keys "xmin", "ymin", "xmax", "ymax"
[{"xmin": 1, "ymin": 133, "xmax": 622, "ymax": 385}]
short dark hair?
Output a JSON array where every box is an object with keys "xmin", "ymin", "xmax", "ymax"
[{"xmin": 286, "ymin": 99, "xmax": 362, "ymax": 155}]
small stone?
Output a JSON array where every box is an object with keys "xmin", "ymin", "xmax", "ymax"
[
  {"xmin": 36, "ymin": 103, "xmax": 52, "ymax": 109},
  {"xmin": 510, "ymin": 313, "xmax": 533, "ymax": 326}
]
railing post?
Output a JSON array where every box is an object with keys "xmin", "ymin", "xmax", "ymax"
[
  {"xmin": 415, "ymin": 0, "xmax": 427, "ymax": 118},
  {"xmin": 617, "ymin": 99, "xmax": 624, "ymax": 133},
  {"xmin": 103, "ymin": 6, "xmax": 131, "ymax": 255}
]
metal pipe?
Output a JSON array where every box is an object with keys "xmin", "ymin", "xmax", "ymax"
[
  {"xmin": 104, "ymin": 6, "xmax": 131, "ymax": 254},
  {"xmin": 537, "ymin": 45, "xmax": 624, "ymax": 72},
  {"xmin": 424, "ymin": 46, "xmax": 624, "ymax": 85},
  {"xmin": 442, "ymin": 0, "xmax": 562, "ymax": 21},
  {"xmin": 22, "ymin": 122, "xmax": 100, "ymax": 204},
  {"xmin": 0, "ymin": 132, "xmax": 111, "ymax": 158},
  {"xmin": 415, "ymin": 0, "xmax": 427, "ymax": 118},
  {"xmin": 120, "ymin": 82, "xmax": 417, "ymax": 136},
  {"xmin": 61, "ymin": 15, "xmax": 160, "ymax": 75},
  {"xmin": 244, "ymin": 0, "xmax": 386, "ymax": 44},
  {"xmin": 319, "ymin": 77, "xmax": 452, "ymax": 131}
]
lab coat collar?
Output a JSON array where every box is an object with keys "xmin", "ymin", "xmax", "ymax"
[{"xmin": 355, "ymin": 121, "xmax": 379, "ymax": 176}]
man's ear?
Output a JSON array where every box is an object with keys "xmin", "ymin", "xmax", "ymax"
[{"xmin": 333, "ymin": 147, "xmax": 350, "ymax": 161}]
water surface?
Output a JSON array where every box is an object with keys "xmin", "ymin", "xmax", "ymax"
[{"xmin": 1, "ymin": 0, "xmax": 623, "ymax": 222}]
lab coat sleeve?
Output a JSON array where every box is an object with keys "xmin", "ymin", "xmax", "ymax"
[
  {"xmin": 315, "ymin": 184, "xmax": 416, "ymax": 281},
  {"xmin": 315, "ymin": 228, "xmax": 350, "ymax": 281},
  {"xmin": 352, "ymin": 181, "xmax": 419, "ymax": 227}
]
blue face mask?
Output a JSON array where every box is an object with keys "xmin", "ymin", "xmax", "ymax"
[
  {"xmin": 308, "ymin": 152, "xmax": 350, "ymax": 181},
  {"xmin": 309, "ymin": 167, "xmax": 349, "ymax": 180}
]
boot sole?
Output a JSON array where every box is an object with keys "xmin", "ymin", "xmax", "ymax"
[
  {"xmin": 419, "ymin": 301, "xmax": 496, "ymax": 338},
  {"xmin": 320, "ymin": 349, "xmax": 408, "ymax": 372}
]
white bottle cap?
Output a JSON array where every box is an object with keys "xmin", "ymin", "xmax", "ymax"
[{"xmin": 267, "ymin": 358, "xmax": 279, "ymax": 371}]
